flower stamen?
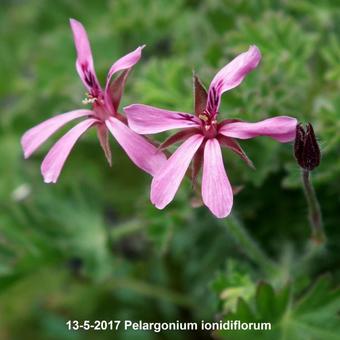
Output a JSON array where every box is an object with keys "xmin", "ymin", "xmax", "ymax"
[
  {"xmin": 82, "ymin": 93, "xmax": 97, "ymax": 105},
  {"xmin": 199, "ymin": 114, "xmax": 209, "ymax": 122}
]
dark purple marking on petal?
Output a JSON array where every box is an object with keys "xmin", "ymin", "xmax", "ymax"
[
  {"xmin": 81, "ymin": 63, "xmax": 100, "ymax": 94},
  {"xmin": 178, "ymin": 113, "xmax": 199, "ymax": 123},
  {"xmin": 206, "ymin": 85, "xmax": 220, "ymax": 116}
]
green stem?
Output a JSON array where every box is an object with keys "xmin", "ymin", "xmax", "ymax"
[
  {"xmin": 110, "ymin": 278, "xmax": 195, "ymax": 308},
  {"xmin": 301, "ymin": 169, "xmax": 326, "ymax": 244},
  {"xmin": 109, "ymin": 219, "xmax": 144, "ymax": 240},
  {"xmin": 221, "ymin": 215, "xmax": 277, "ymax": 275}
]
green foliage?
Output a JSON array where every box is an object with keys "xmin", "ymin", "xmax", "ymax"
[
  {"xmin": 217, "ymin": 276, "xmax": 340, "ymax": 340},
  {"xmin": 1, "ymin": 0, "xmax": 340, "ymax": 339},
  {"xmin": 211, "ymin": 260, "xmax": 255, "ymax": 312}
]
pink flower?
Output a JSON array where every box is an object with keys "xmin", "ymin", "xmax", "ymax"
[
  {"xmin": 21, "ymin": 19, "xmax": 166, "ymax": 183},
  {"xmin": 125, "ymin": 46, "xmax": 297, "ymax": 218}
]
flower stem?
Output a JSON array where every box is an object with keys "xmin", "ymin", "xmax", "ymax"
[
  {"xmin": 221, "ymin": 215, "xmax": 277, "ymax": 275},
  {"xmin": 301, "ymin": 169, "xmax": 326, "ymax": 244},
  {"xmin": 111, "ymin": 278, "xmax": 195, "ymax": 308},
  {"xmin": 110, "ymin": 219, "xmax": 144, "ymax": 240}
]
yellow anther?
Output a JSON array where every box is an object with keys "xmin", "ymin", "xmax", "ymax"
[
  {"xmin": 82, "ymin": 93, "xmax": 97, "ymax": 105},
  {"xmin": 199, "ymin": 114, "xmax": 209, "ymax": 122}
]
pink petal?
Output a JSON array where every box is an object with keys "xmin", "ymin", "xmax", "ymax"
[
  {"xmin": 21, "ymin": 109, "xmax": 93, "ymax": 158},
  {"xmin": 151, "ymin": 134, "xmax": 204, "ymax": 209},
  {"xmin": 202, "ymin": 139, "xmax": 233, "ymax": 218},
  {"xmin": 207, "ymin": 45, "xmax": 261, "ymax": 115},
  {"xmin": 124, "ymin": 104, "xmax": 200, "ymax": 134},
  {"xmin": 219, "ymin": 116, "xmax": 298, "ymax": 143},
  {"xmin": 105, "ymin": 117, "xmax": 166, "ymax": 176},
  {"xmin": 104, "ymin": 46, "xmax": 144, "ymax": 113},
  {"xmin": 106, "ymin": 46, "xmax": 145, "ymax": 81},
  {"xmin": 41, "ymin": 119, "xmax": 96, "ymax": 183},
  {"xmin": 69, "ymin": 19, "xmax": 101, "ymax": 94}
]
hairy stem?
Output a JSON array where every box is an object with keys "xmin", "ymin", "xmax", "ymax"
[
  {"xmin": 301, "ymin": 169, "xmax": 326, "ymax": 244},
  {"xmin": 111, "ymin": 278, "xmax": 195, "ymax": 308},
  {"xmin": 110, "ymin": 219, "xmax": 144, "ymax": 240},
  {"xmin": 221, "ymin": 215, "xmax": 277, "ymax": 275}
]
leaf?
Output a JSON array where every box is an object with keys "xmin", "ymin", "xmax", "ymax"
[
  {"xmin": 256, "ymin": 282, "xmax": 277, "ymax": 322},
  {"xmin": 211, "ymin": 260, "xmax": 256, "ymax": 313},
  {"xmin": 235, "ymin": 298, "xmax": 255, "ymax": 322},
  {"xmin": 218, "ymin": 276, "xmax": 340, "ymax": 340}
]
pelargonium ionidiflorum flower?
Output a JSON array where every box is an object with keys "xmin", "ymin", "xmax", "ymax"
[
  {"xmin": 21, "ymin": 19, "xmax": 166, "ymax": 183},
  {"xmin": 125, "ymin": 46, "xmax": 297, "ymax": 218}
]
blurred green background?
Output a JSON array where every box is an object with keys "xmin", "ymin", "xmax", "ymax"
[{"xmin": 1, "ymin": 0, "xmax": 340, "ymax": 339}]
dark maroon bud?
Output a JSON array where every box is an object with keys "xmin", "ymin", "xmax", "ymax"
[{"xmin": 294, "ymin": 123, "xmax": 320, "ymax": 171}]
